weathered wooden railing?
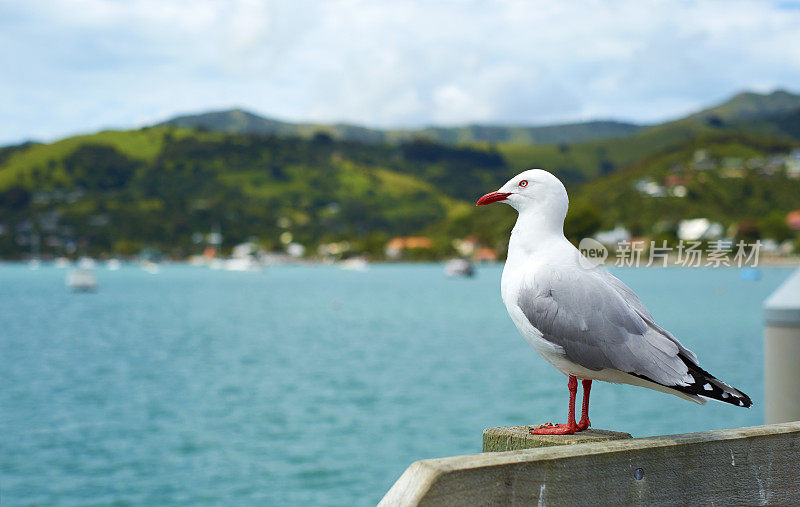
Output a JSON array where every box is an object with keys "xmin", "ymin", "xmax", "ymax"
[{"xmin": 380, "ymin": 422, "xmax": 800, "ymax": 505}]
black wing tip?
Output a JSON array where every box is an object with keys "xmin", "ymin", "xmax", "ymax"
[
  {"xmin": 739, "ymin": 394, "xmax": 754, "ymax": 408},
  {"xmin": 668, "ymin": 375, "xmax": 753, "ymax": 408},
  {"xmin": 677, "ymin": 353, "xmax": 753, "ymax": 408},
  {"xmin": 714, "ymin": 390, "xmax": 753, "ymax": 408},
  {"xmin": 631, "ymin": 354, "xmax": 754, "ymax": 408},
  {"xmin": 707, "ymin": 386, "xmax": 753, "ymax": 408}
]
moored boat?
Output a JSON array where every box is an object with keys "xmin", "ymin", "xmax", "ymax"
[{"xmin": 67, "ymin": 268, "xmax": 98, "ymax": 292}]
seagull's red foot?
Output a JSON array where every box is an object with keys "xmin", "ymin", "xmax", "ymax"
[
  {"xmin": 531, "ymin": 422, "xmax": 579, "ymax": 435},
  {"xmin": 577, "ymin": 417, "xmax": 591, "ymax": 431}
]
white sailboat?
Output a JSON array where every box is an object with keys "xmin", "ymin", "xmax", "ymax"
[
  {"xmin": 339, "ymin": 257, "xmax": 370, "ymax": 271},
  {"xmin": 67, "ymin": 268, "xmax": 98, "ymax": 292},
  {"xmin": 444, "ymin": 258, "xmax": 475, "ymax": 277}
]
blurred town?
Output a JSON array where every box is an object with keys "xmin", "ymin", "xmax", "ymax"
[{"xmin": 2, "ymin": 90, "xmax": 800, "ymax": 270}]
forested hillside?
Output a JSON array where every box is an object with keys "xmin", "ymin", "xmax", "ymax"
[
  {"xmin": 161, "ymin": 109, "xmax": 642, "ymax": 146},
  {"xmin": 2, "ymin": 90, "xmax": 800, "ymax": 259}
]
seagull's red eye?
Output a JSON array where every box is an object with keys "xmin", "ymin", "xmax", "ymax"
[{"xmin": 519, "ymin": 180, "xmax": 528, "ymax": 188}]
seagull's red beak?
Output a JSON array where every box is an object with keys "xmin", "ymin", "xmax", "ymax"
[{"xmin": 476, "ymin": 191, "xmax": 512, "ymax": 206}]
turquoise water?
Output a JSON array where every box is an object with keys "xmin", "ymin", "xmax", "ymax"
[{"xmin": 0, "ymin": 263, "xmax": 793, "ymax": 505}]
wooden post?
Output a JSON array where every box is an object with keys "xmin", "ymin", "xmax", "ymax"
[
  {"xmin": 380, "ymin": 422, "xmax": 800, "ymax": 506},
  {"xmin": 483, "ymin": 426, "xmax": 632, "ymax": 451},
  {"xmin": 764, "ymin": 268, "xmax": 800, "ymax": 424}
]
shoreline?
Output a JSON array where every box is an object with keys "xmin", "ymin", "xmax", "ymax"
[{"xmin": 2, "ymin": 257, "xmax": 799, "ymax": 268}]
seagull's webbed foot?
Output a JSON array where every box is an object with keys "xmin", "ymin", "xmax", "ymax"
[
  {"xmin": 577, "ymin": 417, "xmax": 591, "ymax": 431},
  {"xmin": 531, "ymin": 422, "xmax": 580, "ymax": 435}
]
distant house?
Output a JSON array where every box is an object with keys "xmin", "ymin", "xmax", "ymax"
[
  {"xmin": 787, "ymin": 210, "xmax": 800, "ymax": 231},
  {"xmin": 318, "ymin": 241, "xmax": 351, "ymax": 256},
  {"xmin": 286, "ymin": 243, "xmax": 305, "ymax": 258},
  {"xmin": 404, "ymin": 237, "xmax": 433, "ymax": 249},
  {"xmin": 746, "ymin": 157, "xmax": 766, "ymax": 170},
  {"xmin": 452, "ymin": 236, "xmax": 479, "ymax": 257},
  {"xmin": 678, "ymin": 218, "xmax": 724, "ymax": 241},
  {"xmin": 594, "ymin": 225, "xmax": 631, "ymax": 246},
  {"xmin": 722, "ymin": 157, "xmax": 744, "ymax": 169},
  {"xmin": 786, "ymin": 150, "xmax": 800, "ymax": 179},
  {"xmin": 691, "ymin": 149, "xmax": 716, "ymax": 171},
  {"xmin": 764, "ymin": 154, "xmax": 787, "ymax": 176},
  {"xmin": 718, "ymin": 157, "xmax": 745, "ymax": 178},
  {"xmin": 635, "ymin": 178, "xmax": 665, "ymax": 197},
  {"xmin": 664, "ymin": 174, "xmax": 687, "ymax": 187},
  {"xmin": 385, "ymin": 237, "xmax": 433, "ymax": 259},
  {"xmin": 473, "ymin": 247, "xmax": 498, "ymax": 263},
  {"xmin": 693, "ymin": 149, "xmax": 709, "ymax": 163},
  {"xmin": 670, "ymin": 185, "xmax": 688, "ymax": 197},
  {"xmin": 663, "ymin": 175, "xmax": 688, "ymax": 197},
  {"xmin": 232, "ymin": 242, "xmax": 259, "ymax": 258},
  {"xmin": 719, "ymin": 167, "xmax": 746, "ymax": 178}
]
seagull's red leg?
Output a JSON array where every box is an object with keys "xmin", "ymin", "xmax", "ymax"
[
  {"xmin": 577, "ymin": 379, "xmax": 592, "ymax": 431},
  {"xmin": 532, "ymin": 375, "xmax": 579, "ymax": 435}
]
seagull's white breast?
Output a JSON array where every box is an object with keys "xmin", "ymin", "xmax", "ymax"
[
  {"xmin": 501, "ymin": 241, "xmax": 611, "ymax": 380},
  {"xmin": 501, "ymin": 255, "xmax": 573, "ymax": 372}
]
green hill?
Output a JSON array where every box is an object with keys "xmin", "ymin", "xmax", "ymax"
[
  {"xmin": 160, "ymin": 109, "xmax": 642, "ymax": 146},
  {"xmin": 2, "ymin": 89, "xmax": 800, "ymax": 259},
  {"xmin": 494, "ymin": 90, "xmax": 800, "ymax": 183},
  {"xmin": 159, "ymin": 90, "xmax": 800, "ymax": 150},
  {"xmin": 571, "ymin": 133, "xmax": 800, "ymax": 234},
  {"xmin": 405, "ymin": 121, "xmax": 642, "ymax": 145},
  {"xmin": 0, "ymin": 129, "xmax": 512, "ymax": 258},
  {"xmin": 162, "ymin": 109, "xmax": 391, "ymax": 144},
  {"xmin": 683, "ymin": 89, "xmax": 800, "ymax": 123}
]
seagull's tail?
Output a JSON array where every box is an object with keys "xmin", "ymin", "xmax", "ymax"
[{"xmin": 669, "ymin": 353, "xmax": 753, "ymax": 408}]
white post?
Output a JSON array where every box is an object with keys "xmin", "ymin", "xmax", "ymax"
[{"xmin": 764, "ymin": 268, "xmax": 800, "ymax": 424}]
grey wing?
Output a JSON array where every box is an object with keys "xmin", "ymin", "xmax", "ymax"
[
  {"xmin": 517, "ymin": 266, "xmax": 693, "ymax": 387},
  {"xmin": 599, "ymin": 269, "xmax": 699, "ymax": 365}
]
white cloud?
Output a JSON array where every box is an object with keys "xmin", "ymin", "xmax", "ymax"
[
  {"xmin": 1, "ymin": 0, "xmax": 800, "ymax": 143},
  {"xmin": 432, "ymin": 85, "xmax": 487, "ymax": 124}
]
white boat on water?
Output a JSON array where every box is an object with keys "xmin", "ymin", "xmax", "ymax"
[
  {"xmin": 223, "ymin": 256, "xmax": 261, "ymax": 272},
  {"xmin": 444, "ymin": 258, "xmax": 475, "ymax": 278},
  {"xmin": 55, "ymin": 257, "xmax": 70, "ymax": 268},
  {"xmin": 339, "ymin": 257, "xmax": 369, "ymax": 271},
  {"xmin": 78, "ymin": 257, "xmax": 96, "ymax": 269},
  {"xmin": 142, "ymin": 260, "xmax": 160, "ymax": 274},
  {"xmin": 67, "ymin": 268, "xmax": 98, "ymax": 292},
  {"xmin": 28, "ymin": 258, "xmax": 41, "ymax": 270},
  {"xmin": 107, "ymin": 259, "xmax": 121, "ymax": 270}
]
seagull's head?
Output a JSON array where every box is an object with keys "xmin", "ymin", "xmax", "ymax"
[{"xmin": 476, "ymin": 169, "xmax": 569, "ymax": 222}]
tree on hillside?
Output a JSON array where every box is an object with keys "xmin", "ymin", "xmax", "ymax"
[{"xmin": 759, "ymin": 211, "xmax": 793, "ymax": 242}]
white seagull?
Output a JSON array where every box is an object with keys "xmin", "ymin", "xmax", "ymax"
[{"xmin": 477, "ymin": 169, "xmax": 751, "ymax": 435}]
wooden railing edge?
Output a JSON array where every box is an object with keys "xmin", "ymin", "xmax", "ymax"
[{"xmin": 379, "ymin": 421, "xmax": 800, "ymax": 506}]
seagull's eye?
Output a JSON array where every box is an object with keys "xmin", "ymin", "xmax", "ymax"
[{"xmin": 519, "ymin": 180, "xmax": 528, "ymax": 188}]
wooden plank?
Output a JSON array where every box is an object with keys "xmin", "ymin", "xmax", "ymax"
[
  {"xmin": 483, "ymin": 426, "xmax": 632, "ymax": 451},
  {"xmin": 380, "ymin": 422, "xmax": 800, "ymax": 506}
]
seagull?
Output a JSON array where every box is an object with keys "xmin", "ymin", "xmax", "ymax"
[{"xmin": 477, "ymin": 169, "xmax": 751, "ymax": 435}]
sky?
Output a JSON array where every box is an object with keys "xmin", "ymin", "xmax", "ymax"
[{"xmin": 1, "ymin": 0, "xmax": 800, "ymax": 145}]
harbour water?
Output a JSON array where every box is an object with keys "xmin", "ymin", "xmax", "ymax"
[{"xmin": 0, "ymin": 263, "xmax": 793, "ymax": 505}]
